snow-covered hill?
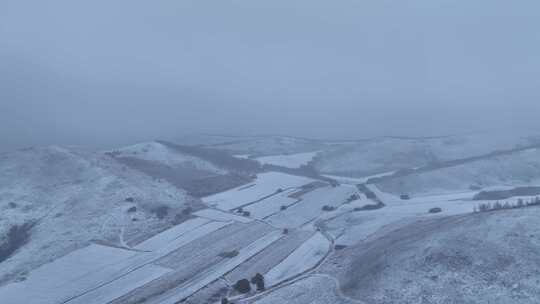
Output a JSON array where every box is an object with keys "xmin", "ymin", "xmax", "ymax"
[
  {"xmin": 322, "ymin": 207, "xmax": 540, "ymax": 304},
  {"xmin": 110, "ymin": 141, "xmax": 226, "ymax": 174},
  {"xmin": 0, "ymin": 146, "xmax": 195, "ymax": 285},
  {"xmin": 195, "ymin": 135, "xmax": 329, "ymax": 157},
  {"xmin": 374, "ymin": 147, "xmax": 540, "ymax": 196},
  {"xmin": 107, "ymin": 141, "xmax": 258, "ymax": 197},
  {"xmin": 313, "ymin": 132, "xmax": 540, "ymax": 176}
]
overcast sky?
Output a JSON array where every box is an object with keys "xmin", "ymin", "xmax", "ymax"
[{"xmin": 1, "ymin": 0, "xmax": 540, "ymax": 150}]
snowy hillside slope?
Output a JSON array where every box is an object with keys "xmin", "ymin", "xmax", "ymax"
[
  {"xmin": 0, "ymin": 146, "xmax": 194, "ymax": 285},
  {"xmin": 110, "ymin": 141, "xmax": 226, "ymax": 174},
  {"xmin": 107, "ymin": 141, "xmax": 257, "ymax": 197},
  {"xmin": 375, "ymin": 148, "xmax": 540, "ymax": 195},
  {"xmin": 314, "ymin": 132, "xmax": 540, "ymax": 176},
  {"xmin": 321, "ymin": 207, "xmax": 540, "ymax": 304}
]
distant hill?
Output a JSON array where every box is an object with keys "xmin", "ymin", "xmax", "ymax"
[
  {"xmin": 107, "ymin": 141, "xmax": 260, "ymax": 197},
  {"xmin": 313, "ymin": 132, "xmax": 540, "ymax": 177},
  {"xmin": 374, "ymin": 147, "xmax": 540, "ymax": 196}
]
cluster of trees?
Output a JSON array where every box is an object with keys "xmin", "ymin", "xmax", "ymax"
[
  {"xmin": 473, "ymin": 187, "xmax": 540, "ymax": 201},
  {"xmin": 149, "ymin": 205, "xmax": 194, "ymax": 223},
  {"xmin": 475, "ymin": 197, "xmax": 540, "ymax": 212},
  {"xmin": 151, "ymin": 206, "xmax": 169, "ymax": 219},
  {"xmin": 232, "ymin": 273, "xmax": 265, "ymax": 294},
  {"xmin": 353, "ymin": 202, "xmax": 384, "ymax": 211},
  {"xmin": 172, "ymin": 207, "xmax": 193, "ymax": 224},
  {"xmin": 0, "ymin": 222, "xmax": 33, "ymax": 263},
  {"xmin": 428, "ymin": 207, "xmax": 442, "ymax": 213},
  {"xmin": 321, "ymin": 205, "xmax": 336, "ymax": 211},
  {"xmin": 221, "ymin": 273, "xmax": 266, "ymax": 303},
  {"xmin": 355, "ymin": 184, "xmax": 381, "ymax": 203},
  {"xmin": 345, "ymin": 194, "xmax": 360, "ymax": 203},
  {"xmin": 235, "ymin": 207, "xmax": 251, "ymax": 217}
]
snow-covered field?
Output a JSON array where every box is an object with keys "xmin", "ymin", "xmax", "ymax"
[
  {"xmin": 243, "ymin": 189, "xmax": 299, "ymax": 220},
  {"xmin": 266, "ymin": 185, "xmax": 359, "ymax": 228},
  {"xmin": 366, "ymin": 184, "xmax": 476, "ymax": 206},
  {"xmin": 325, "ymin": 185, "xmax": 477, "ymax": 246},
  {"xmin": 202, "ymin": 172, "xmax": 314, "ymax": 210},
  {"xmin": 225, "ymin": 230, "xmax": 314, "ymax": 284},
  {"xmin": 66, "ymin": 264, "xmax": 172, "ymax": 304},
  {"xmin": 146, "ymin": 221, "xmax": 232, "ymax": 257},
  {"xmin": 149, "ymin": 230, "xmax": 283, "ymax": 304},
  {"xmin": 256, "ymin": 151, "xmax": 320, "ymax": 168},
  {"xmin": 134, "ymin": 217, "xmax": 211, "ymax": 251},
  {"xmin": 0, "ymin": 244, "xmax": 143, "ymax": 304},
  {"xmin": 265, "ymin": 232, "xmax": 330, "ymax": 286},
  {"xmin": 0, "ymin": 216, "xmax": 232, "ymax": 304}
]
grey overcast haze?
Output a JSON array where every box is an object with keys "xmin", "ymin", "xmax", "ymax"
[{"xmin": 1, "ymin": 0, "xmax": 540, "ymax": 151}]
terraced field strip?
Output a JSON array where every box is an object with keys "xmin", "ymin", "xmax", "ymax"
[
  {"xmin": 264, "ymin": 232, "xmax": 331, "ymax": 286},
  {"xmin": 135, "ymin": 217, "xmax": 211, "ymax": 251},
  {"xmin": 64, "ymin": 265, "xmax": 173, "ymax": 304},
  {"xmin": 150, "ymin": 230, "xmax": 284, "ymax": 304},
  {"xmin": 62, "ymin": 221, "xmax": 231, "ymax": 304},
  {"xmin": 202, "ymin": 172, "xmax": 314, "ymax": 210}
]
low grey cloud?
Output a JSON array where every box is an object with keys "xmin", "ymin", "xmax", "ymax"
[{"xmin": 1, "ymin": 0, "xmax": 540, "ymax": 150}]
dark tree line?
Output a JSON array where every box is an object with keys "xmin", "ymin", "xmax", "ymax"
[
  {"xmin": 475, "ymin": 197, "xmax": 540, "ymax": 212},
  {"xmin": 0, "ymin": 223, "xmax": 33, "ymax": 263}
]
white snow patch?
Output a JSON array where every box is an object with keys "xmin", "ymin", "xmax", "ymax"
[{"xmin": 233, "ymin": 154, "xmax": 252, "ymax": 159}]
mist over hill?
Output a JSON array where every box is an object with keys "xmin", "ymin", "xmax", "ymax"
[{"xmin": 3, "ymin": 0, "xmax": 540, "ymax": 303}]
